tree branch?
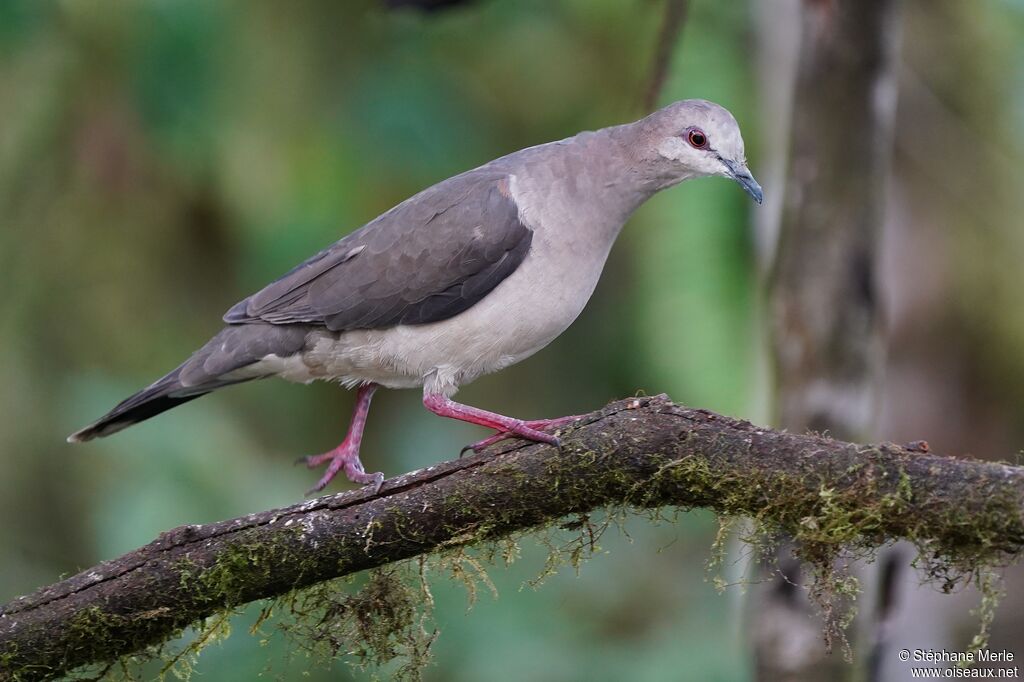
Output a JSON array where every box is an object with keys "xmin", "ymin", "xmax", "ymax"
[
  {"xmin": 642, "ymin": 0, "xmax": 689, "ymax": 112},
  {"xmin": 2, "ymin": 394, "xmax": 1023, "ymax": 680}
]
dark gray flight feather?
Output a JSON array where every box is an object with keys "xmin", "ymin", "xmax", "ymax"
[
  {"xmin": 224, "ymin": 169, "xmax": 532, "ymax": 331},
  {"xmin": 69, "ymin": 170, "xmax": 531, "ymax": 442},
  {"xmin": 68, "ymin": 323, "xmax": 309, "ymax": 442}
]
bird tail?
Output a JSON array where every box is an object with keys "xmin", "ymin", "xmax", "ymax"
[
  {"xmin": 66, "ymin": 366, "xmax": 237, "ymax": 443},
  {"xmin": 67, "ymin": 324, "xmax": 310, "ymax": 443}
]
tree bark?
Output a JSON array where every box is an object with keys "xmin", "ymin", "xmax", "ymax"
[
  {"xmin": 758, "ymin": 0, "xmax": 903, "ymax": 678},
  {"xmin": 2, "ymin": 394, "xmax": 1022, "ymax": 681},
  {"xmin": 769, "ymin": 0, "xmax": 900, "ymax": 436}
]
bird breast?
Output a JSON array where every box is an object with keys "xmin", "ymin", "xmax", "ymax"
[
  {"xmin": 295, "ymin": 220, "xmax": 617, "ymax": 398},
  {"xmin": 295, "ymin": 161, "xmax": 632, "ymax": 396}
]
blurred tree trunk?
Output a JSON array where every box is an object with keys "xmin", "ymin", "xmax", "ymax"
[
  {"xmin": 873, "ymin": 0, "xmax": 1024, "ymax": 675},
  {"xmin": 754, "ymin": 1, "xmax": 902, "ymax": 680}
]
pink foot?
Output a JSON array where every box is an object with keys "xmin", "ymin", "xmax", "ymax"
[
  {"xmin": 301, "ymin": 443, "xmax": 384, "ymax": 495},
  {"xmin": 421, "ymin": 393, "xmax": 583, "ymax": 456},
  {"xmin": 301, "ymin": 384, "xmax": 382, "ymax": 495},
  {"xmin": 461, "ymin": 414, "xmax": 584, "ymax": 454}
]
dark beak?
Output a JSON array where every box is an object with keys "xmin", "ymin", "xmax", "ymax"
[{"xmin": 723, "ymin": 159, "xmax": 763, "ymax": 205}]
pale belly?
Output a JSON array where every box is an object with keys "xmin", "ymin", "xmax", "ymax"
[{"xmin": 291, "ymin": 235, "xmax": 612, "ymax": 396}]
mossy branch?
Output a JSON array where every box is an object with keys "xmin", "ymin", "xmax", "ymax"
[{"xmin": 2, "ymin": 394, "xmax": 1024, "ymax": 680}]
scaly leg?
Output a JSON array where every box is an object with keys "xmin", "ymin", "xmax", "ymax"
[
  {"xmin": 423, "ymin": 393, "xmax": 582, "ymax": 454},
  {"xmin": 301, "ymin": 383, "xmax": 382, "ymax": 494},
  {"xmin": 462, "ymin": 414, "xmax": 584, "ymax": 453}
]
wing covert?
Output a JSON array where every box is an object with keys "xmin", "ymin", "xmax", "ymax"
[{"xmin": 223, "ymin": 170, "xmax": 532, "ymax": 332}]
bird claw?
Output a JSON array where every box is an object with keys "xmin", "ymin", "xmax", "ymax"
[
  {"xmin": 301, "ymin": 445, "xmax": 383, "ymax": 495},
  {"xmin": 461, "ymin": 419, "xmax": 569, "ymax": 456},
  {"xmin": 305, "ymin": 468, "xmax": 384, "ymax": 497}
]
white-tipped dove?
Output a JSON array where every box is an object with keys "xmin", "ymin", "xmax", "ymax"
[{"xmin": 69, "ymin": 99, "xmax": 762, "ymax": 493}]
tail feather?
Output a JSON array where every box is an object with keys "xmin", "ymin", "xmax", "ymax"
[
  {"xmin": 67, "ymin": 368, "xmax": 218, "ymax": 443},
  {"xmin": 68, "ymin": 324, "xmax": 310, "ymax": 443}
]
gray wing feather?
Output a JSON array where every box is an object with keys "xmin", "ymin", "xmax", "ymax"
[
  {"xmin": 224, "ymin": 170, "xmax": 532, "ymax": 332},
  {"xmin": 68, "ymin": 323, "xmax": 311, "ymax": 442},
  {"xmin": 178, "ymin": 324, "xmax": 309, "ymax": 387}
]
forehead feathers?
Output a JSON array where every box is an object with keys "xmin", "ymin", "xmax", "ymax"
[{"xmin": 643, "ymin": 99, "xmax": 747, "ymax": 163}]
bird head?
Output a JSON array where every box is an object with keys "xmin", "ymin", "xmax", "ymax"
[{"xmin": 641, "ymin": 99, "xmax": 763, "ymax": 204}]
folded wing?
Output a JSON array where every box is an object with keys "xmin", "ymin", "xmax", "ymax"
[{"xmin": 224, "ymin": 170, "xmax": 533, "ymax": 332}]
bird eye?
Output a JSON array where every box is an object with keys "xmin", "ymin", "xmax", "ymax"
[{"xmin": 687, "ymin": 129, "xmax": 708, "ymax": 149}]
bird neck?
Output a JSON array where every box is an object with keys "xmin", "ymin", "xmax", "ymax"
[
  {"xmin": 501, "ymin": 122, "xmax": 693, "ymax": 248},
  {"xmin": 563, "ymin": 123, "xmax": 690, "ymax": 226},
  {"xmin": 605, "ymin": 120, "xmax": 696, "ymax": 194}
]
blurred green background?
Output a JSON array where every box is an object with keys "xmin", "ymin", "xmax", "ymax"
[{"xmin": 1, "ymin": 1, "xmax": 1022, "ymax": 680}]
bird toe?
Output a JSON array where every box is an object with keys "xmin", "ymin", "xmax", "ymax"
[{"xmin": 366, "ymin": 472, "xmax": 385, "ymax": 495}]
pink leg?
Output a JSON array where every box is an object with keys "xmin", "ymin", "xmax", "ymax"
[
  {"xmin": 423, "ymin": 393, "xmax": 583, "ymax": 454},
  {"xmin": 301, "ymin": 383, "xmax": 382, "ymax": 494},
  {"xmin": 464, "ymin": 414, "xmax": 584, "ymax": 453}
]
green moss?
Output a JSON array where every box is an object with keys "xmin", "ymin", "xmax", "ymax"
[
  {"xmin": 249, "ymin": 516, "xmax": 605, "ymax": 680},
  {"xmin": 968, "ymin": 568, "xmax": 1005, "ymax": 655},
  {"xmin": 172, "ymin": 525, "xmax": 316, "ymax": 610},
  {"xmin": 49, "ymin": 436, "xmax": 1020, "ymax": 680},
  {"xmin": 32, "ymin": 606, "xmax": 171, "ymax": 682},
  {"xmin": 156, "ymin": 611, "xmax": 234, "ymax": 680},
  {"xmin": 626, "ymin": 448, "xmax": 1019, "ymax": 656},
  {"xmin": 274, "ymin": 563, "xmax": 436, "ymax": 681},
  {"xmin": 64, "ymin": 607, "xmax": 161, "ymax": 669},
  {"xmin": 706, "ymin": 515, "xmax": 740, "ymax": 592}
]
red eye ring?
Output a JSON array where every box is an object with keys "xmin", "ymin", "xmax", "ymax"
[{"xmin": 687, "ymin": 129, "xmax": 708, "ymax": 149}]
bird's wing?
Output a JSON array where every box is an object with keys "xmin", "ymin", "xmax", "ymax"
[{"xmin": 223, "ymin": 170, "xmax": 533, "ymax": 332}]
